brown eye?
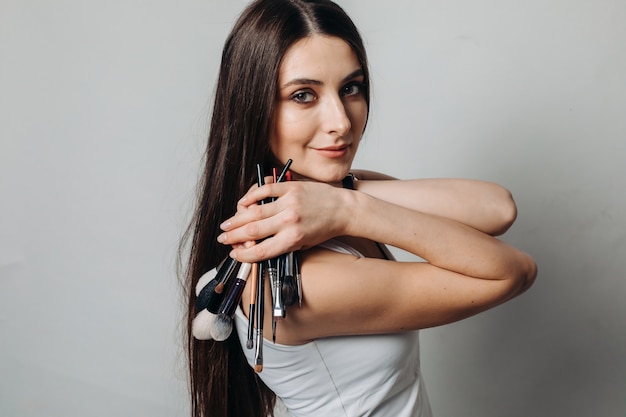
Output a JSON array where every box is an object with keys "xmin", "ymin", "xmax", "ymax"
[
  {"xmin": 290, "ymin": 90, "xmax": 316, "ymax": 104},
  {"xmin": 341, "ymin": 82, "xmax": 365, "ymax": 97}
]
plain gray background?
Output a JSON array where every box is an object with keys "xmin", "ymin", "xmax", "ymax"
[{"xmin": 1, "ymin": 1, "xmax": 624, "ymax": 416}]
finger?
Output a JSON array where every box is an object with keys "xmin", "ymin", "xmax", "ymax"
[
  {"xmin": 218, "ymin": 217, "xmax": 276, "ymax": 246},
  {"xmin": 227, "ymin": 183, "xmax": 292, "ymax": 230},
  {"xmin": 219, "ymin": 207, "xmax": 289, "ymax": 246},
  {"xmin": 226, "ymin": 240, "xmax": 256, "ymax": 254},
  {"xmin": 220, "ymin": 199, "xmax": 280, "ymax": 233},
  {"xmin": 228, "ymin": 236, "xmax": 290, "ymax": 263},
  {"xmin": 235, "ymin": 183, "xmax": 260, "ymax": 210},
  {"xmin": 237, "ymin": 182, "xmax": 286, "ymax": 208}
]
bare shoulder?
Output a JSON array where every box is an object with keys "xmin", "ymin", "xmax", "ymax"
[{"xmin": 351, "ymin": 169, "xmax": 397, "ymax": 180}]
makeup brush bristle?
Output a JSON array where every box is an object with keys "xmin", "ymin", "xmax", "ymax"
[
  {"xmin": 282, "ymin": 276, "xmax": 298, "ymax": 306},
  {"xmin": 211, "ymin": 313, "xmax": 233, "ymax": 341},
  {"xmin": 192, "ymin": 309, "xmax": 216, "ymax": 340},
  {"xmin": 195, "ymin": 278, "xmax": 219, "ymax": 311}
]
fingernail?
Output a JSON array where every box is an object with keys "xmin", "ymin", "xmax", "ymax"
[
  {"xmin": 217, "ymin": 233, "xmax": 226, "ymax": 243},
  {"xmin": 238, "ymin": 196, "xmax": 247, "ymax": 205},
  {"xmin": 220, "ymin": 220, "xmax": 231, "ymax": 230}
]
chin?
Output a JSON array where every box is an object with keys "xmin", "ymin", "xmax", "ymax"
[
  {"xmin": 289, "ymin": 165, "xmax": 351, "ymax": 184},
  {"xmin": 314, "ymin": 166, "xmax": 352, "ymax": 184}
]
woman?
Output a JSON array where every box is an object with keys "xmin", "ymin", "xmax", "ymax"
[{"xmin": 181, "ymin": 1, "xmax": 537, "ymax": 416}]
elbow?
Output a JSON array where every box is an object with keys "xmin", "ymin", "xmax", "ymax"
[
  {"xmin": 489, "ymin": 186, "xmax": 518, "ymax": 236},
  {"xmin": 521, "ymin": 256, "xmax": 538, "ymax": 294},
  {"xmin": 509, "ymin": 253, "xmax": 538, "ymax": 297}
]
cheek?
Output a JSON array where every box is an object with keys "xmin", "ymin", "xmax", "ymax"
[
  {"xmin": 270, "ymin": 120, "xmax": 297, "ymax": 159},
  {"xmin": 347, "ymin": 100, "xmax": 368, "ymax": 136},
  {"xmin": 271, "ymin": 110, "xmax": 315, "ymax": 156}
]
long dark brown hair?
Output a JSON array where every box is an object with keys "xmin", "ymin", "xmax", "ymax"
[{"xmin": 180, "ymin": 1, "xmax": 370, "ymax": 416}]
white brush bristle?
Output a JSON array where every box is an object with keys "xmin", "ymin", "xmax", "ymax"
[
  {"xmin": 211, "ymin": 314, "xmax": 233, "ymax": 341},
  {"xmin": 192, "ymin": 309, "xmax": 215, "ymax": 340}
]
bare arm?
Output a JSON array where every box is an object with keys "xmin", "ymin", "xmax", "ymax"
[
  {"xmin": 354, "ymin": 178, "xmax": 517, "ymax": 236},
  {"xmin": 250, "ymin": 189, "xmax": 536, "ymax": 344},
  {"xmin": 219, "ymin": 175, "xmax": 518, "ymax": 261}
]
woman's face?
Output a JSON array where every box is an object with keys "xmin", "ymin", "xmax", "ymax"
[{"xmin": 270, "ymin": 35, "xmax": 368, "ymax": 184}]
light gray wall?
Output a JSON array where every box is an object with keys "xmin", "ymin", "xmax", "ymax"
[{"xmin": 1, "ymin": 1, "xmax": 624, "ymax": 416}]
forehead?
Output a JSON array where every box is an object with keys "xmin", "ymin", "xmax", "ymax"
[{"xmin": 279, "ymin": 35, "xmax": 361, "ymax": 83}]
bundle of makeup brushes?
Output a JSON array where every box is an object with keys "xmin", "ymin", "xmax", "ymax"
[{"xmin": 191, "ymin": 159, "xmax": 302, "ymax": 373}]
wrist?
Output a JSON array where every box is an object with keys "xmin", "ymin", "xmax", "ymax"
[{"xmin": 340, "ymin": 186, "xmax": 366, "ymax": 238}]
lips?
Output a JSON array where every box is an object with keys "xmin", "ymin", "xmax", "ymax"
[
  {"xmin": 314, "ymin": 144, "xmax": 351, "ymax": 158},
  {"xmin": 317, "ymin": 144, "xmax": 349, "ymax": 151}
]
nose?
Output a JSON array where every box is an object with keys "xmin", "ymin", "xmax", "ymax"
[{"xmin": 321, "ymin": 95, "xmax": 351, "ymax": 137}]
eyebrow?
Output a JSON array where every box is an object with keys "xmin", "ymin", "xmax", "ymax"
[{"xmin": 280, "ymin": 68, "xmax": 364, "ymax": 90}]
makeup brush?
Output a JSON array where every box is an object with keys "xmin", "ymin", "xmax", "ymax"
[
  {"xmin": 196, "ymin": 257, "xmax": 239, "ymax": 311},
  {"xmin": 211, "ymin": 262, "xmax": 252, "ymax": 341},
  {"xmin": 192, "ymin": 309, "xmax": 216, "ymax": 340},
  {"xmin": 276, "ymin": 158, "xmax": 292, "ymax": 183},
  {"xmin": 196, "ymin": 256, "xmax": 240, "ymax": 313},
  {"xmin": 279, "ymin": 168, "xmax": 298, "ymax": 307},
  {"xmin": 254, "ymin": 261, "xmax": 265, "ymax": 372},
  {"xmin": 214, "ymin": 256, "xmax": 239, "ymax": 294},
  {"xmin": 268, "ymin": 257, "xmax": 285, "ymax": 320},
  {"xmin": 281, "ymin": 251, "xmax": 298, "ymax": 307},
  {"xmin": 192, "ymin": 258, "xmax": 240, "ymax": 340},
  {"xmin": 192, "ymin": 268, "xmax": 218, "ymax": 340},
  {"xmin": 268, "ymin": 167, "xmax": 286, "ymax": 344},
  {"xmin": 256, "ymin": 163, "xmax": 266, "ymax": 194},
  {"xmin": 194, "ymin": 268, "xmax": 218, "ymax": 312},
  {"xmin": 294, "ymin": 250, "xmax": 303, "ymax": 306},
  {"xmin": 246, "ymin": 262, "xmax": 258, "ymax": 349},
  {"xmin": 251, "ymin": 159, "xmax": 291, "ymax": 364},
  {"xmin": 253, "ymin": 164, "xmax": 267, "ymax": 372}
]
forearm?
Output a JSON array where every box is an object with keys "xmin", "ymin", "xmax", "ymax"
[
  {"xmin": 220, "ymin": 178, "xmax": 521, "ymax": 266},
  {"xmin": 354, "ymin": 178, "xmax": 517, "ymax": 236},
  {"xmin": 345, "ymin": 190, "xmax": 534, "ymax": 282}
]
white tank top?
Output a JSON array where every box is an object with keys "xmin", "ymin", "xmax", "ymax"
[{"xmin": 234, "ymin": 239, "xmax": 433, "ymax": 417}]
